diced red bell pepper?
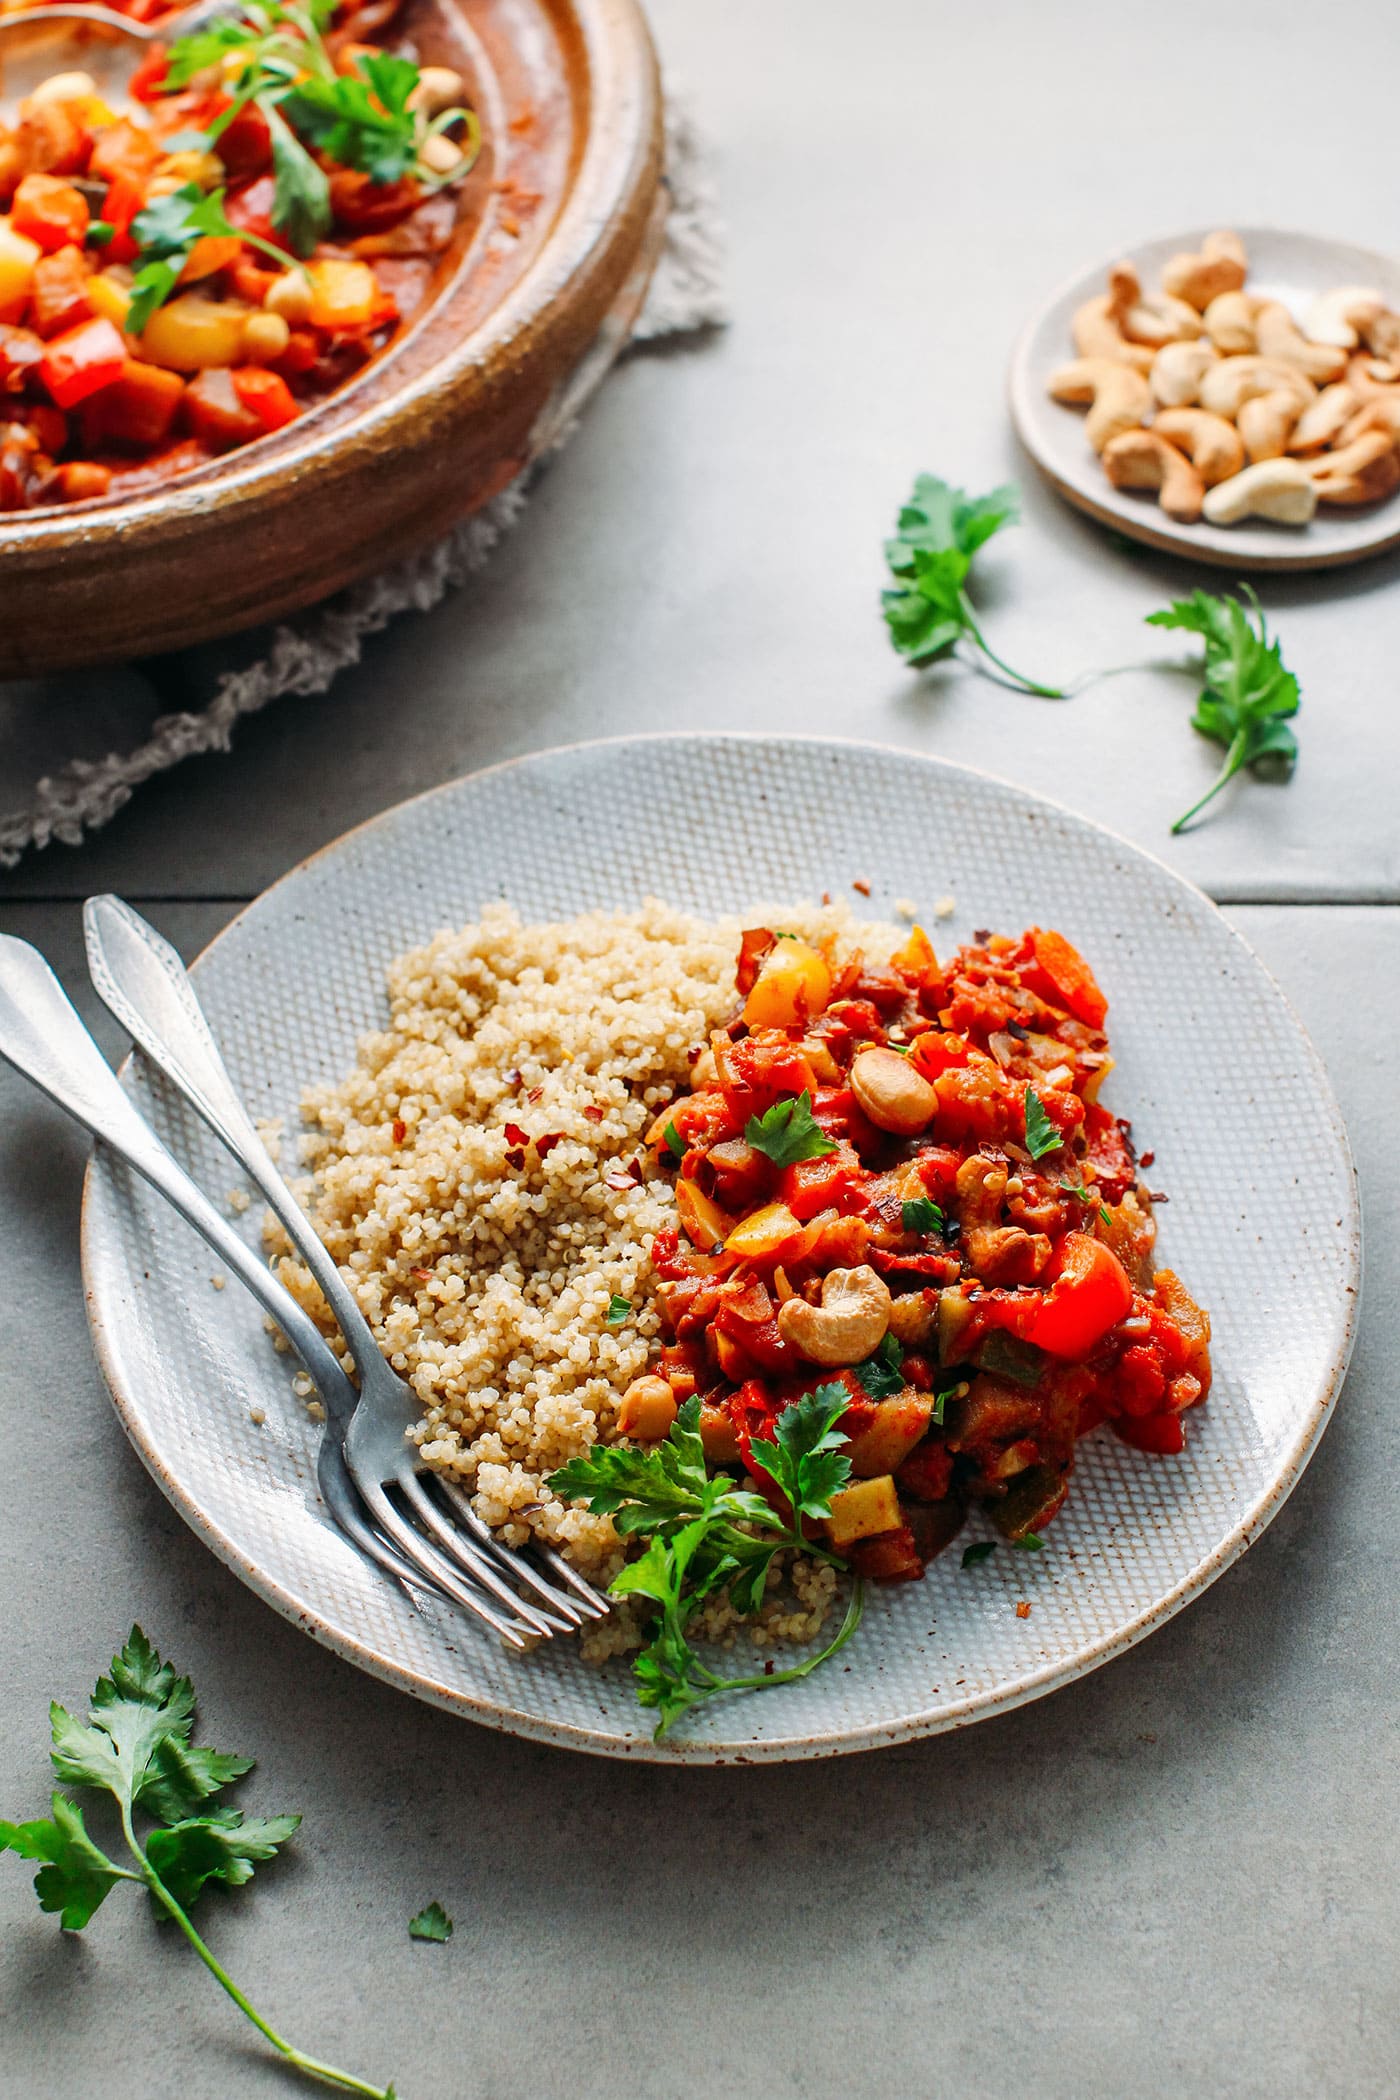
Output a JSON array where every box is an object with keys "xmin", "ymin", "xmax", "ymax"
[
  {"xmin": 908, "ymin": 1030, "xmax": 968, "ymax": 1083},
  {"xmin": 230, "ymin": 365, "xmax": 299, "ymax": 433},
  {"xmin": 777, "ymin": 1139, "xmax": 862, "ymax": 1220},
  {"xmin": 182, "ymin": 367, "xmax": 264, "ymax": 452},
  {"xmin": 223, "ymin": 176, "xmax": 278, "ymax": 248},
  {"xmin": 216, "ymin": 100, "xmax": 273, "ymax": 178},
  {"xmin": 127, "ymin": 44, "xmax": 171, "ymax": 103},
  {"xmin": 12, "ymin": 173, "xmax": 89, "ymax": 255},
  {"xmin": 86, "ymin": 359, "xmax": 185, "ymax": 448},
  {"xmin": 1026, "ymin": 1232, "xmax": 1133, "ymax": 1360},
  {"xmin": 272, "ymin": 324, "xmax": 319, "ymax": 377},
  {"xmin": 39, "ymin": 316, "xmax": 126, "ymax": 409},
  {"xmin": 100, "ymin": 172, "xmax": 147, "ymax": 266},
  {"xmin": 1080, "ymin": 1103, "xmax": 1136, "ymax": 1205},
  {"xmin": 1112, "ymin": 1411, "xmax": 1186, "ymax": 1456},
  {"xmin": 1024, "ymin": 928, "xmax": 1108, "ymax": 1030}
]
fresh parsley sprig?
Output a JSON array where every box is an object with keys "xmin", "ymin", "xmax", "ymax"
[
  {"xmin": 124, "ymin": 183, "xmax": 300, "ymax": 333},
  {"xmin": 549, "ymin": 1391, "xmax": 863, "ymax": 1739},
  {"xmin": 882, "ymin": 475, "xmax": 1063, "ymax": 699},
  {"xmin": 1022, "ymin": 1086, "xmax": 1060, "ymax": 1161},
  {"xmin": 1147, "ymin": 586, "xmax": 1302, "ymax": 833},
  {"xmin": 1, "ymin": 1629, "xmax": 393, "ymax": 2098},
  {"xmin": 744, "ymin": 1090, "xmax": 836, "ymax": 1167}
]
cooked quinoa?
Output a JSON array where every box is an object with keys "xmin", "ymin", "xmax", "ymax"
[{"xmin": 268, "ymin": 898, "xmax": 893, "ymax": 1599}]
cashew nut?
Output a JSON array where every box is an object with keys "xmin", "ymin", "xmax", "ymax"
[
  {"xmin": 1303, "ymin": 285, "xmax": 1384, "ymax": 350},
  {"xmin": 848, "ymin": 1045, "xmax": 938, "ymax": 1135},
  {"xmin": 1336, "ymin": 394, "xmax": 1400, "ymax": 450},
  {"xmin": 1150, "ymin": 339, "xmax": 1218, "ymax": 408},
  {"xmin": 1287, "ymin": 384, "xmax": 1360, "ymax": 456},
  {"xmin": 1237, "ymin": 388, "xmax": 1301, "ymax": 463},
  {"xmin": 1201, "ymin": 458, "xmax": 1318, "ymax": 527},
  {"xmin": 1150, "ymin": 407, "xmax": 1245, "ymax": 485},
  {"xmin": 1101, "ymin": 429, "xmax": 1205, "ymax": 522},
  {"xmin": 1071, "ymin": 293, "xmax": 1156, "ymax": 375},
  {"xmin": 1161, "ymin": 230, "xmax": 1248, "ymax": 311},
  {"xmin": 1308, "ymin": 429, "xmax": 1400, "ymax": 506},
  {"xmin": 1359, "ymin": 310, "xmax": 1400, "ymax": 362},
  {"xmin": 1202, "ymin": 289, "xmax": 1259, "ymax": 355},
  {"xmin": 1048, "ymin": 357, "xmax": 1152, "ymax": 452},
  {"xmin": 1109, "ymin": 262, "xmax": 1202, "ymax": 347},
  {"xmin": 1253, "ymin": 302, "xmax": 1349, "ymax": 386},
  {"xmin": 1199, "ymin": 355, "xmax": 1316, "ymax": 420},
  {"xmin": 776, "ymin": 1265, "xmax": 891, "ymax": 1367},
  {"xmin": 1346, "ymin": 352, "xmax": 1400, "ymax": 402}
]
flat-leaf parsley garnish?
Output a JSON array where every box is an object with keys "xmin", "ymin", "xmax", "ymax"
[
  {"xmin": 125, "ymin": 184, "xmax": 299, "ymax": 334},
  {"xmin": 1060, "ymin": 1176, "xmax": 1113, "ymax": 1228},
  {"xmin": 882, "ymin": 474, "xmax": 1063, "ymax": 698},
  {"xmin": 961, "ymin": 1540, "xmax": 997, "ymax": 1568},
  {"xmin": 854, "ymin": 1332, "xmax": 906, "ymax": 1399},
  {"xmin": 901, "ymin": 1195, "xmax": 945, "ymax": 1234},
  {"xmin": 1023, "ymin": 1087, "xmax": 1060, "ymax": 1161},
  {"xmin": 549, "ymin": 1392, "xmax": 863, "ymax": 1739},
  {"xmin": 661, "ymin": 1120, "xmax": 685, "ymax": 1167},
  {"xmin": 408, "ymin": 1901, "xmax": 453, "ymax": 1943},
  {"xmin": 0, "ymin": 1628, "xmax": 393, "ymax": 2098},
  {"xmin": 1146, "ymin": 586, "xmax": 1301, "ymax": 833},
  {"xmin": 605, "ymin": 1295, "xmax": 631, "ymax": 1327},
  {"xmin": 744, "ymin": 1090, "xmax": 836, "ymax": 1168}
]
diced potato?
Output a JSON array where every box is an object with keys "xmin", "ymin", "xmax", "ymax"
[
  {"xmin": 306, "ymin": 257, "xmax": 377, "ymax": 330},
  {"xmin": 137, "ymin": 294, "xmax": 250, "ymax": 371},
  {"xmin": 743, "ymin": 938, "xmax": 832, "ymax": 1030},
  {"xmin": 0, "ymin": 219, "xmax": 41, "ymax": 315},
  {"xmin": 824, "ymin": 1473, "xmax": 902, "ymax": 1551},
  {"xmin": 674, "ymin": 1177, "xmax": 733, "ymax": 1254},
  {"xmin": 724, "ymin": 1201, "xmax": 802, "ymax": 1262},
  {"xmin": 699, "ymin": 1404, "xmax": 741, "ymax": 1463},
  {"xmin": 843, "ymin": 1394, "xmax": 933, "ymax": 1477},
  {"xmin": 86, "ymin": 270, "xmax": 132, "ymax": 330}
]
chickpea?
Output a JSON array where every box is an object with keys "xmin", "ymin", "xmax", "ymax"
[
  {"xmin": 264, "ymin": 271, "xmax": 314, "ymax": 324},
  {"xmin": 31, "ymin": 70, "xmax": 98, "ymax": 106},
  {"xmin": 408, "ymin": 64, "xmax": 466, "ymax": 118},
  {"xmin": 241, "ymin": 310, "xmax": 291, "ymax": 363},
  {"xmin": 617, "ymin": 1376, "xmax": 677, "ymax": 1443},
  {"xmin": 419, "ymin": 132, "xmax": 464, "ymax": 177}
]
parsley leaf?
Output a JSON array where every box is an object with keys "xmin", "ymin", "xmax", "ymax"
[
  {"xmin": 961, "ymin": 1540, "xmax": 997, "ymax": 1568},
  {"xmin": 1023, "ymin": 1087, "xmax": 1060, "ymax": 1161},
  {"xmin": 901, "ymin": 1196, "xmax": 944, "ymax": 1234},
  {"xmin": 1012, "ymin": 1532, "xmax": 1044, "ymax": 1552},
  {"xmin": 931, "ymin": 1366, "xmax": 969, "ymax": 1429},
  {"xmin": 1060, "ymin": 1177, "xmax": 1113, "ymax": 1230},
  {"xmin": 125, "ymin": 185, "xmax": 297, "ymax": 332},
  {"xmin": 282, "ymin": 54, "xmax": 421, "ymax": 186},
  {"xmin": 1, "ymin": 1628, "xmax": 390, "ymax": 2097},
  {"xmin": 744, "ymin": 1090, "xmax": 836, "ymax": 1167},
  {"xmin": 882, "ymin": 474, "xmax": 1062, "ymax": 698},
  {"xmin": 409, "ymin": 1900, "xmax": 453, "ymax": 1943},
  {"xmin": 854, "ymin": 1333, "xmax": 906, "ymax": 1399},
  {"xmin": 1147, "ymin": 586, "xmax": 1301, "ymax": 832},
  {"xmin": 605, "ymin": 1294, "xmax": 631, "ymax": 1326},
  {"xmin": 661, "ymin": 1120, "xmax": 685, "ymax": 1167},
  {"xmin": 550, "ymin": 1395, "xmax": 862, "ymax": 1739}
]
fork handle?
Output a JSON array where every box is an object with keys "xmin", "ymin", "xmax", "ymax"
[
  {"xmin": 0, "ymin": 934, "xmax": 357, "ymax": 1428},
  {"xmin": 84, "ymin": 896, "xmax": 380, "ymax": 1373}
]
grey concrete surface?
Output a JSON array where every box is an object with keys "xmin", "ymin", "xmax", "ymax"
[{"xmin": 2, "ymin": 1, "xmax": 1398, "ymax": 2095}]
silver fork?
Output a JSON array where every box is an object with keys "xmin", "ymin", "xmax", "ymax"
[
  {"xmin": 0, "ymin": 0, "xmax": 240, "ymax": 47},
  {"xmin": 0, "ymin": 934, "xmax": 543, "ymax": 1650},
  {"xmin": 83, "ymin": 896, "xmax": 608, "ymax": 1634}
]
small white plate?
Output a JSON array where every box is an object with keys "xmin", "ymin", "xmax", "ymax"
[
  {"xmin": 1009, "ymin": 225, "xmax": 1400, "ymax": 571},
  {"xmin": 81, "ymin": 736, "xmax": 1360, "ymax": 1762}
]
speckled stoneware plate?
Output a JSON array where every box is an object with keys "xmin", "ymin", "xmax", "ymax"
[
  {"xmin": 81, "ymin": 736, "xmax": 1360, "ymax": 1762},
  {"xmin": 1009, "ymin": 225, "xmax": 1400, "ymax": 571}
]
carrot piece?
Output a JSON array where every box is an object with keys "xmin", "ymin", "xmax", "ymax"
[
  {"xmin": 1026, "ymin": 928, "xmax": 1108, "ymax": 1029},
  {"xmin": 90, "ymin": 358, "xmax": 186, "ymax": 447},
  {"xmin": 38, "ymin": 314, "xmax": 125, "ymax": 408},
  {"xmin": 230, "ymin": 364, "xmax": 298, "ymax": 432},
  {"xmin": 29, "ymin": 244, "xmax": 92, "ymax": 338},
  {"xmin": 89, "ymin": 121, "xmax": 159, "ymax": 187},
  {"xmin": 12, "ymin": 172, "xmax": 89, "ymax": 255},
  {"xmin": 55, "ymin": 459, "xmax": 112, "ymax": 502}
]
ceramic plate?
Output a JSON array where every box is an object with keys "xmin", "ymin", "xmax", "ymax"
[
  {"xmin": 1009, "ymin": 225, "xmax": 1400, "ymax": 571},
  {"xmin": 81, "ymin": 737, "xmax": 1360, "ymax": 1762}
]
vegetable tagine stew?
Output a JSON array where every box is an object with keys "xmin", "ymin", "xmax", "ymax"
[
  {"xmin": 0, "ymin": 0, "xmax": 480, "ymax": 510},
  {"xmin": 622, "ymin": 919, "xmax": 1212, "ymax": 1583}
]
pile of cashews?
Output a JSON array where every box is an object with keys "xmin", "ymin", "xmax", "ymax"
[{"xmin": 1047, "ymin": 230, "xmax": 1400, "ymax": 528}]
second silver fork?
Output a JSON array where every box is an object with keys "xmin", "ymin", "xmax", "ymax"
[{"xmin": 83, "ymin": 895, "xmax": 607, "ymax": 1637}]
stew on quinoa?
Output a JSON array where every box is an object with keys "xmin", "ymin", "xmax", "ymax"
[
  {"xmin": 0, "ymin": 0, "xmax": 479, "ymax": 510},
  {"xmin": 642, "ymin": 920, "xmax": 1212, "ymax": 1579}
]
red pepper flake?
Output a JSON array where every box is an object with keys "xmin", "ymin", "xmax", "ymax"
[
  {"xmin": 1147, "ymin": 1190, "xmax": 1170, "ymax": 1203},
  {"xmin": 504, "ymin": 1122, "xmax": 529, "ymax": 1148},
  {"xmin": 391, "ymin": 1119, "xmax": 407, "ymax": 1144},
  {"xmin": 584, "ymin": 1105, "xmax": 606, "ymax": 1122},
  {"xmin": 505, "ymin": 1147, "xmax": 526, "ymax": 1171},
  {"xmin": 528, "ymin": 1087, "xmax": 544, "ymax": 1104},
  {"xmin": 852, "ymin": 879, "xmax": 872, "ymax": 898},
  {"xmin": 821, "ymin": 891, "xmax": 832, "ymax": 906},
  {"xmin": 1139, "ymin": 1149, "xmax": 1156, "ymax": 1168},
  {"xmin": 536, "ymin": 1133, "xmax": 564, "ymax": 1160},
  {"xmin": 507, "ymin": 1070, "xmax": 523, "ymax": 1090},
  {"xmin": 412, "ymin": 1267, "xmax": 433, "ymax": 1282},
  {"xmin": 1015, "ymin": 1600, "xmax": 1031, "ymax": 1619},
  {"xmin": 604, "ymin": 1157, "xmax": 642, "ymax": 1192}
]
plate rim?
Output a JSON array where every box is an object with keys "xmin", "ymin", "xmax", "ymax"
[
  {"xmin": 1008, "ymin": 221, "xmax": 1400, "ymax": 573},
  {"xmin": 80, "ymin": 732, "xmax": 1363, "ymax": 1762}
]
